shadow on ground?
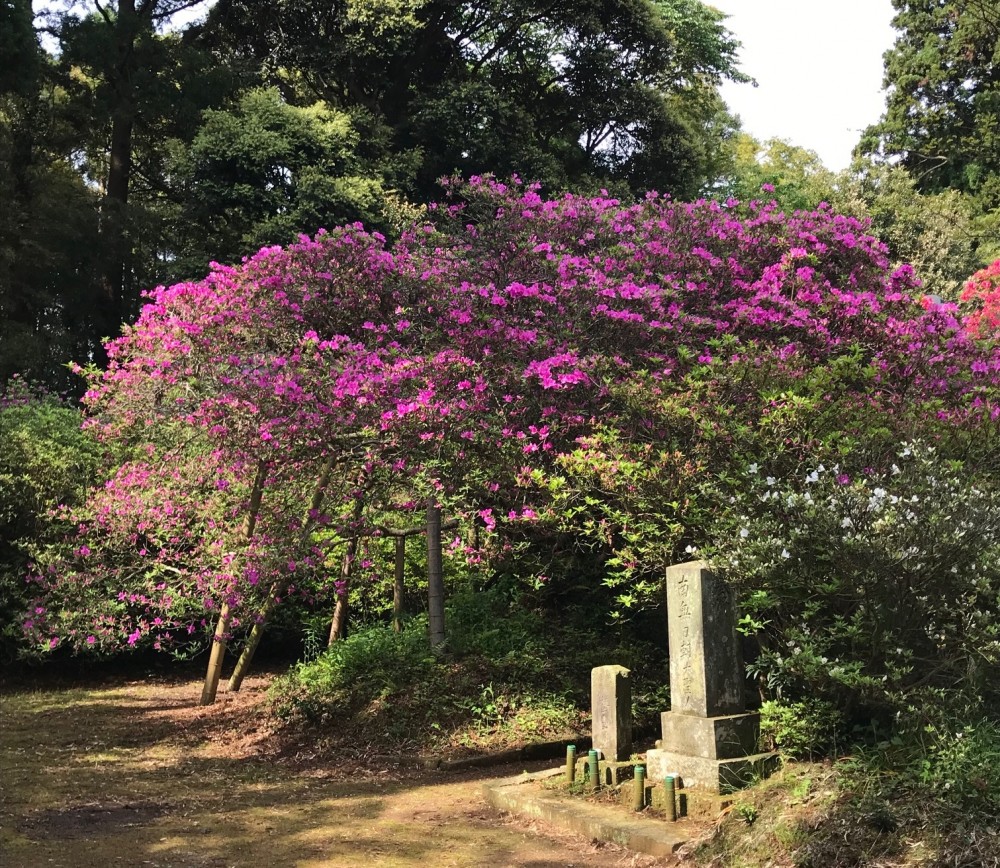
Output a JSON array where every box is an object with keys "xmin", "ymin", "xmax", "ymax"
[{"xmin": 0, "ymin": 674, "xmax": 666, "ymax": 867}]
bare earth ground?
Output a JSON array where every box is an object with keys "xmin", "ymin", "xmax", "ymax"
[{"xmin": 0, "ymin": 670, "xmax": 675, "ymax": 868}]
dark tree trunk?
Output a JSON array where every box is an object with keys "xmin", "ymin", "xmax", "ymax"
[
  {"xmin": 393, "ymin": 535, "xmax": 406, "ymax": 633},
  {"xmin": 426, "ymin": 500, "xmax": 445, "ymax": 651},
  {"xmin": 96, "ymin": 0, "xmax": 139, "ymax": 365}
]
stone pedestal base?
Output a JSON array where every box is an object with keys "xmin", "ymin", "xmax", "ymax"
[
  {"xmin": 575, "ymin": 757, "xmax": 639, "ymax": 788},
  {"xmin": 645, "ymin": 747, "xmax": 778, "ymax": 795},
  {"xmin": 660, "ymin": 710, "xmax": 761, "ymax": 759}
]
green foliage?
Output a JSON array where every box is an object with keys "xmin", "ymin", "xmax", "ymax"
[
  {"xmin": 270, "ymin": 590, "xmax": 612, "ymax": 749},
  {"xmin": 0, "ymin": 8, "xmax": 103, "ymax": 393},
  {"xmin": 204, "ymin": 0, "xmax": 746, "ymax": 200},
  {"xmin": 760, "ymin": 700, "xmax": 842, "ymax": 760},
  {"xmin": 712, "ymin": 135, "xmax": 991, "ymax": 301},
  {"xmin": 167, "ymin": 88, "xmax": 391, "ymax": 276},
  {"xmin": 272, "ymin": 617, "xmax": 437, "ymax": 721},
  {"xmin": 707, "ymin": 443, "xmax": 1000, "ymax": 722},
  {"xmin": 829, "ymin": 161, "xmax": 990, "ymax": 300},
  {"xmin": 911, "ymin": 718, "xmax": 1000, "ymax": 814},
  {"xmin": 715, "ymin": 134, "xmax": 839, "ymax": 212},
  {"xmin": 0, "ymin": 382, "xmax": 100, "ymax": 660}
]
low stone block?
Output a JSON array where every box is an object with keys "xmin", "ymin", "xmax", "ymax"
[
  {"xmin": 647, "ymin": 783, "xmax": 735, "ymax": 820},
  {"xmin": 645, "ymin": 747, "xmax": 779, "ymax": 795},
  {"xmin": 660, "ymin": 711, "xmax": 761, "ymax": 760},
  {"xmin": 591, "ymin": 665, "xmax": 632, "ymax": 762},
  {"xmin": 575, "ymin": 757, "xmax": 640, "ymax": 788}
]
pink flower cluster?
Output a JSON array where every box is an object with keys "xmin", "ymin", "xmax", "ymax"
[{"xmin": 26, "ymin": 179, "xmax": 1000, "ymax": 652}]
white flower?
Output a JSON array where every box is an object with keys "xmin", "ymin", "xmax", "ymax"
[
  {"xmin": 766, "ymin": 476, "xmax": 776, "ymax": 486},
  {"xmin": 748, "ymin": 463, "xmax": 759, "ymax": 474},
  {"xmin": 805, "ymin": 470, "xmax": 819, "ymax": 484},
  {"xmin": 891, "ymin": 463, "xmax": 901, "ymax": 475},
  {"xmin": 685, "ymin": 544, "xmax": 697, "ymax": 554},
  {"xmin": 841, "ymin": 517, "xmax": 853, "ymax": 528},
  {"xmin": 739, "ymin": 528, "xmax": 750, "ymax": 538},
  {"xmin": 780, "ymin": 548, "xmax": 791, "ymax": 559}
]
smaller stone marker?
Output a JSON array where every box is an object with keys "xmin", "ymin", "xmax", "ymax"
[
  {"xmin": 591, "ymin": 665, "xmax": 632, "ymax": 762},
  {"xmin": 646, "ymin": 561, "xmax": 775, "ymax": 795}
]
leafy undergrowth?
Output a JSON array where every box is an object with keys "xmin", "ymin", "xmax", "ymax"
[
  {"xmin": 692, "ymin": 760, "xmax": 1000, "ymax": 868},
  {"xmin": 269, "ymin": 591, "xmax": 670, "ymax": 756}
]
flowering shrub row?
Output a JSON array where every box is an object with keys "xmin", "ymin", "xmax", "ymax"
[{"xmin": 24, "ymin": 180, "xmax": 1000, "ymax": 685}]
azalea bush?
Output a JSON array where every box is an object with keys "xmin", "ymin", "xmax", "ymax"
[
  {"xmin": 960, "ymin": 258, "xmax": 1000, "ymax": 339},
  {"xmin": 705, "ymin": 443, "xmax": 1000, "ymax": 721},
  {"xmin": 23, "ymin": 180, "xmax": 1000, "ymax": 705}
]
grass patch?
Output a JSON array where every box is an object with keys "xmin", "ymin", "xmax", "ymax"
[
  {"xmin": 269, "ymin": 589, "xmax": 668, "ymax": 754},
  {"xmin": 691, "ymin": 751, "xmax": 1000, "ymax": 868}
]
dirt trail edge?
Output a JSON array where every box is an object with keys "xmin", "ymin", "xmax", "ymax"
[{"xmin": 0, "ymin": 672, "xmax": 681, "ymax": 867}]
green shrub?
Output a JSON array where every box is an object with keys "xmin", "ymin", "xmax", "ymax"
[
  {"xmin": 269, "ymin": 590, "xmax": 592, "ymax": 749},
  {"xmin": 0, "ymin": 380, "xmax": 100, "ymax": 661},
  {"xmin": 760, "ymin": 699, "xmax": 843, "ymax": 759},
  {"xmin": 270, "ymin": 617, "xmax": 436, "ymax": 722},
  {"xmin": 912, "ymin": 718, "xmax": 1000, "ymax": 813},
  {"xmin": 707, "ymin": 442, "xmax": 1000, "ymax": 722}
]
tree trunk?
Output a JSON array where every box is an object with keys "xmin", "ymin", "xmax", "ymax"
[
  {"xmin": 392, "ymin": 535, "xmax": 406, "ymax": 632},
  {"xmin": 199, "ymin": 601, "xmax": 232, "ymax": 706},
  {"xmin": 199, "ymin": 462, "xmax": 266, "ymax": 706},
  {"xmin": 427, "ymin": 500, "xmax": 445, "ymax": 651},
  {"xmin": 227, "ymin": 458, "xmax": 334, "ymax": 692},
  {"xmin": 328, "ymin": 590, "xmax": 350, "ymax": 644},
  {"xmin": 327, "ymin": 488, "xmax": 365, "ymax": 645},
  {"xmin": 96, "ymin": 0, "xmax": 139, "ymax": 365}
]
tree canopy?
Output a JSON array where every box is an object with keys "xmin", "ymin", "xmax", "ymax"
[
  {"xmin": 5, "ymin": 0, "xmax": 746, "ymax": 390},
  {"xmin": 859, "ymin": 0, "xmax": 1000, "ymax": 214},
  {"xmin": 25, "ymin": 181, "xmax": 1000, "ymax": 706}
]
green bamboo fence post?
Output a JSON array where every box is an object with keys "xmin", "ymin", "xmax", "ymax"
[{"xmin": 633, "ymin": 765, "xmax": 646, "ymax": 811}]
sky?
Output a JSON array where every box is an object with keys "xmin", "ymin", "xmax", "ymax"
[{"xmin": 708, "ymin": 0, "xmax": 898, "ymax": 171}]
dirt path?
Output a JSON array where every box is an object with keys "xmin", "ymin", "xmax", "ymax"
[{"xmin": 0, "ymin": 672, "xmax": 671, "ymax": 867}]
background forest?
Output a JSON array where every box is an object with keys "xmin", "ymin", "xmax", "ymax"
[{"xmin": 2, "ymin": 0, "xmax": 998, "ymax": 393}]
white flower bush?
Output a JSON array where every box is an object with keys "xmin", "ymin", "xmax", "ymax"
[{"xmin": 705, "ymin": 443, "xmax": 1000, "ymax": 718}]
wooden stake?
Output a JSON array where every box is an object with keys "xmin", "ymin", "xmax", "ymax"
[{"xmin": 426, "ymin": 500, "xmax": 445, "ymax": 651}]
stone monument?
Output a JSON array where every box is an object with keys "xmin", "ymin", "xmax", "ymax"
[
  {"xmin": 645, "ymin": 561, "xmax": 773, "ymax": 794},
  {"xmin": 591, "ymin": 665, "xmax": 632, "ymax": 762}
]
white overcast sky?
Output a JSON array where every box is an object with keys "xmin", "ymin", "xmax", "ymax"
[{"xmin": 708, "ymin": 0, "xmax": 898, "ymax": 170}]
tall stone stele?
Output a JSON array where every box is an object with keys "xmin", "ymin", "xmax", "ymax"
[{"xmin": 646, "ymin": 561, "xmax": 774, "ymax": 794}]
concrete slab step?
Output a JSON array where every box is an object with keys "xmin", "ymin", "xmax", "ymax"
[{"xmin": 483, "ymin": 770, "xmax": 691, "ymax": 860}]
